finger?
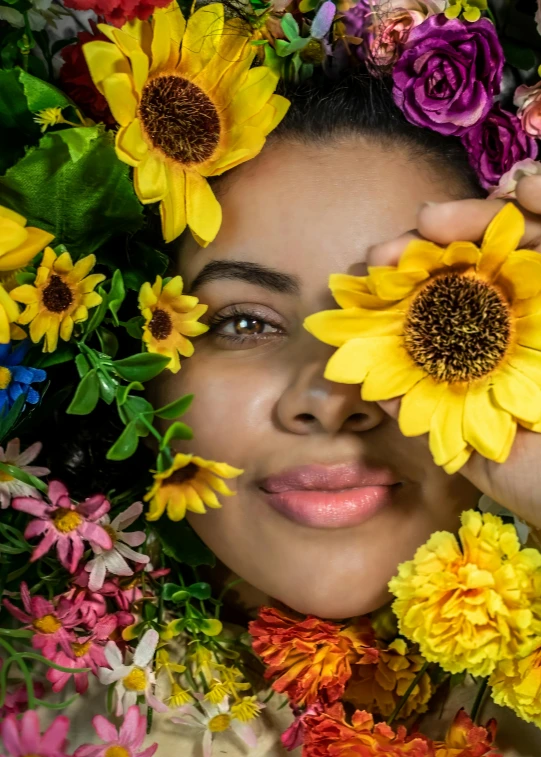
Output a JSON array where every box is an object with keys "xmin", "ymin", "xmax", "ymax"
[
  {"xmin": 376, "ymin": 398, "xmax": 401, "ymax": 420},
  {"xmin": 366, "ymin": 231, "xmax": 421, "ymax": 267},
  {"xmin": 516, "ymin": 174, "xmax": 541, "ymax": 219}
]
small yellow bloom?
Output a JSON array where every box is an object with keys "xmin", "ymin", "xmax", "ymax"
[
  {"xmin": 205, "ymin": 679, "xmax": 230, "ymax": 704},
  {"xmin": 389, "ymin": 510, "xmax": 541, "ymax": 677},
  {"xmin": 33, "ymin": 107, "xmax": 69, "ymax": 132},
  {"xmin": 305, "ymin": 205, "xmax": 541, "ymax": 472},
  {"xmin": 230, "ymin": 696, "xmax": 261, "ymax": 722},
  {"xmin": 0, "ymin": 205, "xmax": 54, "ymax": 273},
  {"xmin": 189, "ymin": 645, "xmax": 215, "ymax": 681},
  {"xmin": 490, "ymin": 640, "xmax": 541, "ymax": 727},
  {"xmin": 145, "ymin": 452, "xmax": 243, "ymax": 521},
  {"xmin": 10, "ymin": 248, "xmax": 105, "ymax": 352},
  {"xmin": 139, "ymin": 275, "xmax": 208, "ymax": 373},
  {"xmin": 168, "ymin": 682, "xmax": 194, "ymax": 707},
  {"xmin": 444, "ymin": 0, "xmax": 487, "ymax": 21}
]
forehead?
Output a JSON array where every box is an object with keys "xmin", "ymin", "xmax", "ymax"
[{"xmin": 179, "ymin": 138, "xmax": 462, "ymax": 286}]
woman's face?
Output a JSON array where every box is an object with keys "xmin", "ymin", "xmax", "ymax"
[{"xmin": 157, "ymin": 137, "xmax": 479, "ymax": 618}]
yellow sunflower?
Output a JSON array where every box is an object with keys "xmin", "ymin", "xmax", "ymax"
[
  {"xmin": 145, "ymin": 452, "xmax": 243, "ymax": 521},
  {"xmin": 138, "ymin": 275, "xmax": 208, "ymax": 373},
  {"xmin": 10, "ymin": 247, "xmax": 105, "ymax": 352},
  {"xmin": 0, "ymin": 205, "xmax": 54, "ymax": 275},
  {"xmin": 83, "ymin": 2, "xmax": 289, "ymax": 245},
  {"xmin": 305, "ymin": 204, "xmax": 541, "ymax": 473}
]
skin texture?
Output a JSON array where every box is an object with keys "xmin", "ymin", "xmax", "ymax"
[{"xmin": 155, "ymin": 136, "xmax": 480, "ymax": 619}]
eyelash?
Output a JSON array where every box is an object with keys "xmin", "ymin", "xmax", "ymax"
[{"xmin": 207, "ymin": 306, "xmax": 284, "ymax": 343}]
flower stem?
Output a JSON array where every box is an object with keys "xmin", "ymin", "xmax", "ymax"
[
  {"xmin": 387, "ymin": 660, "xmax": 429, "ymax": 726},
  {"xmin": 470, "ymin": 677, "xmax": 488, "ymax": 723}
]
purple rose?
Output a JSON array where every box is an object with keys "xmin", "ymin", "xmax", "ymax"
[
  {"xmin": 392, "ymin": 16, "xmax": 503, "ymax": 136},
  {"xmin": 461, "ymin": 105, "xmax": 538, "ymax": 190}
]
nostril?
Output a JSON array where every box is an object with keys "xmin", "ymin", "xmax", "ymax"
[
  {"xmin": 348, "ymin": 413, "xmax": 366, "ymax": 424},
  {"xmin": 296, "ymin": 413, "xmax": 316, "ymax": 423}
]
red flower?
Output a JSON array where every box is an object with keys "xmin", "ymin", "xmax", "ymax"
[
  {"xmin": 249, "ymin": 607, "xmax": 378, "ymax": 707},
  {"xmin": 433, "ymin": 710, "xmax": 501, "ymax": 757},
  {"xmin": 59, "ymin": 24, "xmax": 115, "ymax": 125},
  {"xmin": 62, "ymin": 0, "xmax": 170, "ymax": 28}
]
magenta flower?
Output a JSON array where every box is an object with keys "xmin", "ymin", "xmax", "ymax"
[
  {"xmin": 0, "ymin": 711, "xmax": 70, "ymax": 757},
  {"xmin": 281, "ymin": 703, "xmax": 324, "ymax": 751},
  {"xmin": 0, "ymin": 675, "xmax": 45, "ymax": 719},
  {"xmin": 46, "ymin": 614, "xmax": 117, "ymax": 694},
  {"xmin": 0, "ymin": 438, "xmax": 49, "ymax": 509},
  {"xmin": 12, "ymin": 480, "xmax": 112, "ymax": 573},
  {"xmin": 73, "ymin": 706, "xmax": 158, "ymax": 757},
  {"xmin": 3, "ymin": 583, "xmax": 81, "ymax": 659}
]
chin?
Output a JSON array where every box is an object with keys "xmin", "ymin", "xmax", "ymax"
[{"xmin": 269, "ymin": 578, "xmax": 392, "ymax": 620}]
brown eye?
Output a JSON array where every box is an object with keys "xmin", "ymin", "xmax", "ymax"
[{"xmin": 234, "ymin": 317, "xmax": 265, "ymax": 335}]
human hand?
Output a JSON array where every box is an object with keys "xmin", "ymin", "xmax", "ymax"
[{"xmin": 368, "ymin": 176, "xmax": 541, "ymax": 527}]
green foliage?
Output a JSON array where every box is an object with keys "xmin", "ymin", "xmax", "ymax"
[
  {"xmin": 113, "ymin": 353, "xmax": 170, "ymax": 383},
  {"xmin": 153, "ymin": 519, "xmax": 216, "ymax": 567},
  {"xmin": 0, "ymin": 69, "xmax": 40, "ymax": 174}
]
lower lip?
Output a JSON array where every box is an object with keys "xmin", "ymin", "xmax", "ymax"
[{"xmin": 262, "ymin": 486, "xmax": 395, "ymax": 528}]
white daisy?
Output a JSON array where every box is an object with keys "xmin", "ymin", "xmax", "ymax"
[
  {"xmin": 171, "ymin": 695, "xmax": 258, "ymax": 757},
  {"xmin": 85, "ymin": 501, "xmax": 150, "ymax": 591},
  {"xmin": 0, "ymin": 438, "xmax": 49, "ymax": 509},
  {"xmin": 98, "ymin": 629, "xmax": 167, "ymax": 716}
]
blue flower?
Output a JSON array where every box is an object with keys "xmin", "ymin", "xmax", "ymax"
[{"xmin": 0, "ymin": 341, "xmax": 46, "ymax": 414}]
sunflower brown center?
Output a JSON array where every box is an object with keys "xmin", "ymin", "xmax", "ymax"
[
  {"xmin": 42, "ymin": 275, "xmax": 73, "ymax": 313},
  {"xmin": 139, "ymin": 75, "xmax": 221, "ymax": 165},
  {"xmin": 148, "ymin": 308, "xmax": 173, "ymax": 340},
  {"xmin": 168, "ymin": 462, "xmax": 199, "ymax": 485},
  {"xmin": 403, "ymin": 272, "xmax": 511, "ymax": 383}
]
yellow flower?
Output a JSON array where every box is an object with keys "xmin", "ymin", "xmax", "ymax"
[
  {"xmin": 139, "ymin": 275, "xmax": 208, "ymax": 373},
  {"xmin": 205, "ymin": 679, "xmax": 230, "ymax": 704},
  {"xmin": 0, "ymin": 205, "xmax": 54, "ymax": 273},
  {"xmin": 389, "ymin": 510, "xmax": 541, "ymax": 678},
  {"xmin": 168, "ymin": 682, "xmax": 194, "ymax": 707},
  {"xmin": 145, "ymin": 452, "xmax": 243, "ymax": 521},
  {"xmin": 343, "ymin": 638, "xmax": 432, "ymax": 719},
  {"xmin": 10, "ymin": 247, "xmax": 105, "ymax": 352},
  {"xmin": 444, "ymin": 0, "xmax": 487, "ymax": 21},
  {"xmin": 230, "ymin": 696, "xmax": 261, "ymax": 722},
  {"xmin": 305, "ymin": 204, "xmax": 541, "ymax": 473},
  {"xmin": 83, "ymin": 2, "xmax": 289, "ymax": 245},
  {"xmin": 490, "ymin": 640, "xmax": 541, "ymax": 727}
]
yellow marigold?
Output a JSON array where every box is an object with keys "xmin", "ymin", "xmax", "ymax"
[
  {"xmin": 490, "ymin": 640, "xmax": 541, "ymax": 727},
  {"xmin": 83, "ymin": 2, "xmax": 289, "ymax": 244},
  {"xmin": 343, "ymin": 638, "xmax": 433, "ymax": 719},
  {"xmin": 305, "ymin": 204, "xmax": 541, "ymax": 473},
  {"xmin": 10, "ymin": 248, "xmax": 105, "ymax": 352},
  {"xmin": 0, "ymin": 205, "xmax": 54, "ymax": 273},
  {"xmin": 139, "ymin": 275, "xmax": 208, "ymax": 374},
  {"xmin": 144, "ymin": 452, "xmax": 243, "ymax": 521},
  {"xmin": 389, "ymin": 510, "xmax": 541, "ymax": 677}
]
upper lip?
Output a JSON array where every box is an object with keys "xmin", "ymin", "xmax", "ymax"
[{"xmin": 259, "ymin": 463, "xmax": 400, "ymax": 493}]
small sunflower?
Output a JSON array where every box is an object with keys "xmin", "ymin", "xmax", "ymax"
[
  {"xmin": 139, "ymin": 275, "xmax": 208, "ymax": 373},
  {"xmin": 305, "ymin": 204, "xmax": 541, "ymax": 473},
  {"xmin": 145, "ymin": 452, "xmax": 243, "ymax": 521},
  {"xmin": 10, "ymin": 247, "xmax": 105, "ymax": 353},
  {"xmin": 83, "ymin": 2, "xmax": 289, "ymax": 245}
]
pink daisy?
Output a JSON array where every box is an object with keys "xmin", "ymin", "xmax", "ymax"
[
  {"xmin": 3, "ymin": 583, "xmax": 81, "ymax": 659},
  {"xmin": 12, "ymin": 480, "xmax": 112, "ymax": 573},
  {"xmin": 0, "ymin": 711, "xmax": 70, "ymax": 757},
  {"xmin": 0, "ymin": 676, "xmax": 45, "ymax": 719},
  {"xmin": 46, "ymin": 614, "xmax": 117, "ymax": 694},
  {"xmin": 73, "ymin": 705, "xmax": 158, "ymax": 757},
  {"xmin": 0, "ymin": 438, "xmax": 49, "ymax": 509}
]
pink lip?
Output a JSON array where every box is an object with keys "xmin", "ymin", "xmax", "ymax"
[{"xmin": 259, "ymin": 464, "xmax": 400, "ymax": 529}]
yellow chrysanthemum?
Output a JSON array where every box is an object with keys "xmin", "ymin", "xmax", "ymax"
[
  {"xmin": 83, "ymin": 2, "xmax": 289, "ymax": 245},
  {"xmin": 10, "ymin": 247, "xmax": 105, "ymax": 352},
  {"xmin": 343, "ymin": 638, "xmax": 432, "ymax": 719},
  {"xmin": 389, "ymin": 510, "xmax": 541, "ymax": 677},
  {"xmin": 490, "ymin": 640, "xmax": 541, "ymax": 727},
  {"xmin": 139, "ymin": 275, "xmax": 208, "ymax": 373},
  {"xmin": 305, "ymin": 204, "xmax": 541, "ymax": 473},
  {"xmin": 145, "ymin": 452, "xmax": 243, "ymax": 521}
]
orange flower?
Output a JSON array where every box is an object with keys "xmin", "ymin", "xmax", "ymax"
[
  {"xmin": 249, "ymin": 607, "xmax": 378, "ymax": 707},
  {"xmin": 433, "ymin": 709, "xmax": 499, "ymax": 757},
  {"xmin": 303, "ymin": 703, "xmax": 431, "ymax": 757}
]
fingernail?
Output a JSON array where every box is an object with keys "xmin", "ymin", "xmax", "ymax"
[{"xmin": 420, "ymin": 201, "xmax": 439, "ymax": 210}]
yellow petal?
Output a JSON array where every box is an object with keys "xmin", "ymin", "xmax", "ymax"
[
  {"xmin": 367, "ymin": 267, "xmax": 428, "ymax": 300},
  {"xmin": 150, "ymin": 8, "xmax": 172, "ymax": 73},
  {"xmin": 185, "ymin": 171, "xmax": 221, "ymax": 245},
  {"xmin": 184, "ymin": 485, "xmax": 207, "ymax": 514},
  {"xmin": 329, "ymin": 274, "xmax": 387, "ymax": 310},
  {"xmin": 442, "ymin": 446, "xmax": 473, "ymax": 474},
  {"xmin": 179, "ymin": 3, "xmax": 225, "ymax": 79},
  {"xmin": 83, "ymin": 40, "xmax": 131, "ymax": 95},
  {"xmin": 80, "ymin": 273, "xmax": 106, "ymax": 294},
  {"xmin": 428, "ymin": 384, "xmax": 468, "ymax": 467},
  {"xmin": 509, "ymin": 344, "xmax": 541, "ymax": 386},
  {"xmin": 0, "ymin": 285, "xmax": 23, "ymax": 319},
  {"xmin": 160, "ymin": 166, "xmax": 187, "ymax": 243},
  {"xmin": 152, "ymin": 1, "xmax": 186, "ymax": 71},
  {"xmin": 0, "ymin": 228, "xmax": 54, "ymax": 271},
  {"xmin": 399, "ymin": 376, "xmax": 448, "ymax": 437},
  {"xmin": 54, "ymin": 251, "xmax": 73, "ymax": 274},
  {"xmin": 134, "ymin": 153, "xmax": 167, "ymax": 204},
  {"xmin": 304, "ymin": 308, "xmax": 403, "ymax": 348},
  {"xmin": 492, "ymin": 364, "xmax": 541, "ymax": 423},
  {"xmin": 116, "ymin": 118, "xmax": 148, "ymax": 167},
  {"xmin": 0, "ymin": 306, "xmax": 10, "ymax": 343},
  {"xmin": 513, "ymin": 293, "xmax": 541, "ymax": 318},
  {"xmin": 463, "ymin": 380, "xmax": 515, "ymax": 461},
  {"xmin": 69, "ymin": 254, "xmax": 96, "ymax": 282},
  {"xmin": 254, "ymin": 94, "xmax": 290, "ymax": 136},
  {"xmin": 167, "ymin": 490, "xmax": 187, "ymax": 521},
  {"xmin": 227, "ymin": 66, "xmax": 279, "ymax": 125},
  {"xmin": 83, "ymin": 292, "xmax": 102, "ymax": 310},
  {"xmin": 102, "ymin": 73, "xmax": 138, "ymax": 127},
  {"xmin": 10, "ymin": 324, "xmax": 26, "ymax": 341},
  {"xmin": 0, "ymin": 218, "xmax": 26, "ymax": 255},
  {"xmin": 60, "ymin": 316, "xmax": 74, "ymax": 341},
  {"xmin": 441, "ymin": 241, "xmax": 481, "ymax": 267},
  {"xmin": 478, "ymin": 204, "xmax": 524, "ymax": 280},
  {"xmin": 193, "ymin": 21, "xmax": 252, "ymax": 94},
  {"xmin": 398, "ymin": 240, "xmax": 444, "ymax": 272},
  {"xmin": 30, "ymin": 312, "xmax": 51, "ymax": 343},
  {"xmin": 17, "ymin": 302, "xmax": 39, "ymax": 325},
  {"xmin": 0, "ymin": 205, "xmax": 26, "ymax": 226},
  {"xmin": 191, "ymin": 479, "xmax": 220, "ymax": 508},
  {"xmin": 324, "ymin": 338, "xmax": 380, "ymax": 384},
  {"xmin": 493, "ymin": 418, "xmax": 517, "ymax": 463},
  {"xmin": 362, "ymin": 345, "xmax": 425, "ymax": 401},
  {"xmin": 516, "ymin": 315, "xmax": 541, "ymax": 350},
  {"xmin": 498, "ymin": 254, "xmax": 541, "ymax": 300}
]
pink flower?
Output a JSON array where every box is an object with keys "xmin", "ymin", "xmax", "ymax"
[
  {"xmin": 0, "ymin": 711, "xmax": 70, "ymax": 757},
  {"xmin": 73, "ymin": 705, "xmax": 158, "ymax": 757},
  {"xmin": 86, "ymin": 501, "xmax": 149, "ymax": 591},
  {"xmin": 46, "ymin": 614, "xmax": 117, "ymax": 694},
  {"xmin": 0, "ymin": 676, "xmax": 45, "ymax": 719},
  {"xmin": 281, "ymin": 703, "xmax": 324, "ymax": 751},
  {"xmin": 514, "ymin": 81, "xmax": 541, "ymax": 138},
  {"xmin": 12, "ymin": 481, "xmax": 112, "ymax": 573},
  {"xmin": 3, "ymin": 583, "xmax": 81, "ymax": 659},
  {"xmin": 70, "ymin": 571, "xmax": 135, "ymax": 631},
  {"xmin": 488, "ymin": 158, "xmax": 541, "ymax": 199},
  {"xmin": 0, "ymin": 439, "xmax": 49, "ymax": 509}
]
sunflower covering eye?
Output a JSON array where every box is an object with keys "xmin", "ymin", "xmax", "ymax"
[
  {"xmin": 83, "ymin": 2, "xmax": 289, "ymax": 246},
  {"xmin": 305, "ymin": 204, "xmax": 541, "ymax": 473}
]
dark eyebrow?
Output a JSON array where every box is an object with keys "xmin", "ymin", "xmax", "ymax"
[{"xmin": 188, "ymin": 260, "xmax": 301, "ymax": 296}]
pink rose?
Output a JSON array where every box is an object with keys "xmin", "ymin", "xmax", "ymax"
[
  {"xmin": 488, "ymin": 158, "xmax": 541, "ymax": 200},
  {"xmin": 514, "ymin": 81, "xmax": 541, "ymax": 138}
]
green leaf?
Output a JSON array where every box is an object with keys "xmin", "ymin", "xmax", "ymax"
[
  {"xmin": 113, "ymin": 352, "xmax": 170, "ymax": 382},
  {"xmin": 75, "ymin": 353, "xmax": 90, "ymax": 378},
  {"xmin": 281, "ymin": 13, "xmax": 300, "ymax": 41},
  {"xmin": 18, "ymin": 70, "xmax": 71, "ymax": 112},
  {"xmin": 155, "ymin": 394, "xmax": 193, "ymax": 420},
  {"xmin": 161, "ymin": 421, "xmax": 193, "ymax": 447},
  {"xmin": 85, "ymin": 286, "xmax": 108, "ymax": 335},
  {"xmin": 66, "ymin": 369, "xmax": 100, "ymax": 415},
  {"xmin": 187, "ymin": 582, "xmax": 212, "ymax": 600},
  {"xmin": 0, "ymin": 68, "xmax": 40, "ymax": 174},
  {"xmin": 32, "ymin": 343, "xmax": 76, "ymax": 369},
  {"xmin": 283, "ymin": 37, "xmax": 309, "ymax": 54},
  {"xmin": 121, "ymin": 395, "xmax": 154, "ymax": 435},
  {"xmin": 502, "ymin": 39, "xmax": 536, "ymax": 70},
  {"xmin": 152, "ymin": 520, "xmax": 216, "ymax": 567},
  {"xmin": 97, "ymin": 327, "xmax": 119, "ymax": 358},
  {"xmin": 108, "ymin": 270, "xmax": 125, "ymax": 326},
  {"xmin": 172, "ymin": 590, "xmax": 190, "ymax": 603},
  {"xmin": 97, "ymin": 369, "xmax": 117, "ymax": 405},
  {"xmin": 106, "ymin": 420, "xmax": 139, "ymax": 461},
  {"xmin": 143, "ymin": 602, "xmax": 157, "ymax": 621},
  {"xmin": 275, "ymin": 38, "xmax": 292, "ymax": 57},
  {"xmin": 0, "ymin": 393, "xmax": 26, "ymax": 443},
  {"xmin": 0, "ymin": 461, "xmax": 47, "ymax": 493},
  {"xmin": 162, "ymin": 583, "xmax": 183, "ymax": 601},
  {"xmin": 200, "ymin": 618, "xmax": 223, "ymax": 637},
  {"xmin": 116, "ymin": 381, "xmax": 144, "ymax": 406},
  {"xmin": 124, "ymin": 316, "xmax": 144, "ymax": 340}
]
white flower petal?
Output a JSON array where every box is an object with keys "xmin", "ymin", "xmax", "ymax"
[
  {"xmin": 16, "ymin": 441, "xmax": 41, "ymax": 466},
  {"xmin": 231, "ymin": 721, "xmax": 257, "ymax": 748},
  {"xmin": 103, "ymin": 548, "xmax": 133, "ymax": 576},
  {"xmin": 133, "ymin": 629, "xmax": 159, "ymax": 668},
  {"xmin": 118, "ymin": 530, "xmax": 146, "ymax": 548},
  {"xmin": 104, "ymin": 641, "xmax": 124, "ymax": 668},
  {"xmin": 116, "ymin": 541, "xmax": 150, "ymax": 564},
  {"xmin": 111, "ymin": 501, "xmax": 143, "ymax": 530},
  {"xmin": 5, "ymin": 438, "xmax": 20, "ymax": 460},
  {"xmin": 203, "ymin": 730, "xmax": 213, "ymax": 757},
  {"xmin": 88, "ymin": 557, "xmax": 107, "ymax": 591}
]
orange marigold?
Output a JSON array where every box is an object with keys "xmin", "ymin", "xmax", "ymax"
[
  {"xmin": 302, "ymin": 703, "xmax": 431, "ymax": 757},
  {"xmin": 433, "ymin": 709, "xmax": 500, "ymax": 757},
  {"xmin": 249, "ymin": 607, "xmax": 378, "ymax": 707}
]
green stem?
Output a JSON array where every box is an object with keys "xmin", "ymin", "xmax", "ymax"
[
  {"xmin": 387, "ymin": 660, "xmax": 430, "ymax": 726},
  {"xmin": 139, "ymin": 413, "xmax": 162, "ymax": 444},
  {"xmin": 0, "ymin": 638, "xmax": 36, "ymax": 709},
  {"xmin": 470, "ymin": 678, "xmax": 489, "ymax": 723}
]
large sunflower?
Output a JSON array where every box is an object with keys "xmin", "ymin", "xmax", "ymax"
[
  {"xmin": 83, "ymin": 3, "xmax": 289, "ymax": 245},
  {"xmin": 305, "ymin": 204, "xmax": 541, "ymax": 473}
]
